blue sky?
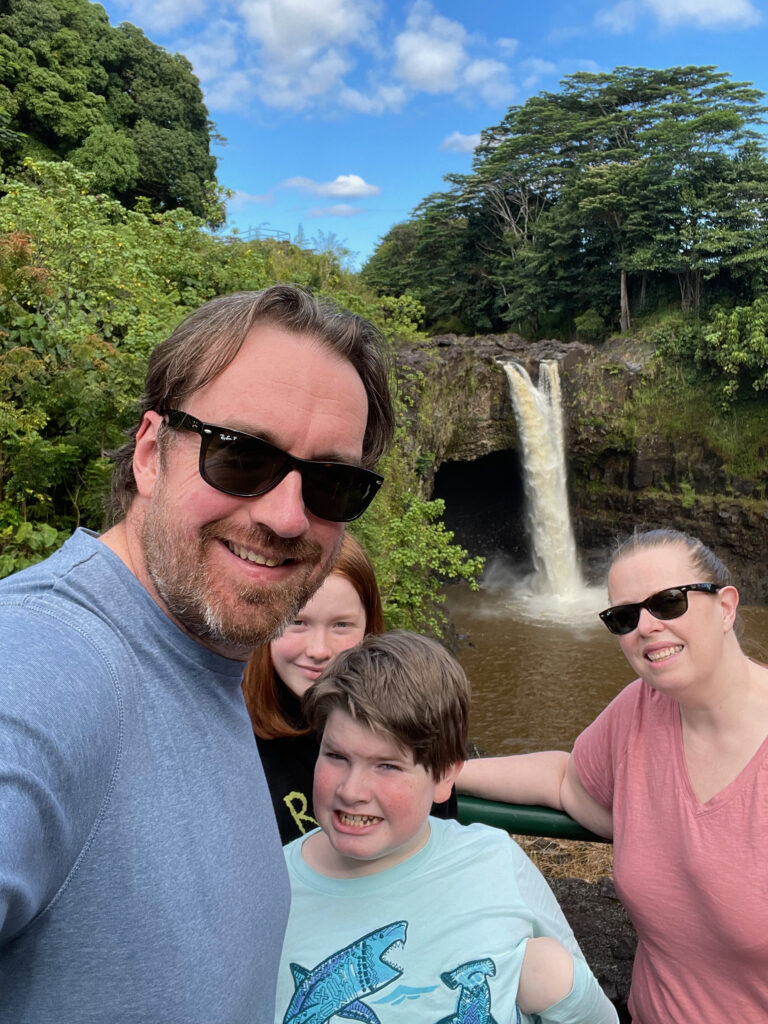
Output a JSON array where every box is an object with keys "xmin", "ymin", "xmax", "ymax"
[{"xmin": 97, "ymin": 0, "xmax": 768, "ymax": 268}]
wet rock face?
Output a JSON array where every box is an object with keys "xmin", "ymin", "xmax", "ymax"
[{"xmin": 402, "ymin": 334, "xmax": 768, "ymax": 603}]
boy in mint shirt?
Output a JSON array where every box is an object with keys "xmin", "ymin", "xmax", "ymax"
[{"xmin": 275, "ymin": 631, "xmax": 617, "ymax": 1024}]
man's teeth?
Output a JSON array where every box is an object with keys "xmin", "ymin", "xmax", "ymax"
[
  {"xmin": 339, "ymin": 813, "xmax": 381, "ymax": 827},
  {"xmin": 647, "ymin": 645, "xmax": 683, "ymax": 662},
  {"xmin": 226, "ymin": 542, "xmax": 281, "ymax": 566}
]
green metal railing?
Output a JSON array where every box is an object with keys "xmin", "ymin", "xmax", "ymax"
[{"xmin": 457, "ymin": 795, "xmax": 610, "ymax": 844}]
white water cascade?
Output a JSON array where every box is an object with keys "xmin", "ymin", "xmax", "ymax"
[{"xmin": 499, "ymin": 360, "xmax": 603, "ymax": 621}]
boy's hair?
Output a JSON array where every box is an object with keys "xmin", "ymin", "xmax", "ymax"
[{"xmin": 303, "ymin": 630, "xmax": 469, "ymax": 779}]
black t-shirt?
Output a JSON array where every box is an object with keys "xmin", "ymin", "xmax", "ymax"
[{"xmin": 255, "ymin": 682, "xmax": 458, "ymax": 845}]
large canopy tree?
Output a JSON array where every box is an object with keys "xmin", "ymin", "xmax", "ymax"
[
  {"xmin": 0, "ymin": 0, "xmax": 221, "ymax": 222},
  {"xmin": 364, "ymin": 65, "xmax": 768, "ymax": 337}
]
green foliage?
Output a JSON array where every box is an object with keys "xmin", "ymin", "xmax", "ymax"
[
  {"xmin": 353, "ymin": 495, "xmax": 484, "ymax": 636},
  {"xmin": 0, "ymin": 0, "xmax": 220, "ymax": 222},
  {"xmin": 652, "ymin": 299, "xmax": 768, "ymax": 404},
  {"xmin": 574, "ymin": 308, "xmax": 607, "ymax": 342},
  {"xmin": 0, "ymin": 155, "xmax": 482, "ymax": 635},
  {"xmin": 0, "ymin": 513, "xmax": 62, "ymax": 577},
  {"xmin": 363, "ymin": 64, "xmax": 768, "ymax": 342}
]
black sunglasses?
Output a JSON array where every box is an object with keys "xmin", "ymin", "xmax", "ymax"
[
  {"xmin": 599, "ymin": 583, "xmax": 721, "ymax": 636},
  {"xmin": 164, "ymin": 410, "xmax": 383, "ymax": 523}
]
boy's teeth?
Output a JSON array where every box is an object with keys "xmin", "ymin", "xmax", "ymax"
[
  {"xmin": 227, "ymin": 542, "xmax": 280, "ymax": 566},
  {"xmin": 339, "ymin": 813, "xmax": 380, "ymax": 827},
  {"xmin": 647, "ymin": 645, "xmax": 683, "ymax": 662}
]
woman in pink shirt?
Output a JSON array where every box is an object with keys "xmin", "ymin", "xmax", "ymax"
[{"xmin": 459, "ymin": 529, "xmax": 768, "ymax": 1022}]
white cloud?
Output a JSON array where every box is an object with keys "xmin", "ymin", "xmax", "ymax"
[
  {"xmin": 394, "ymin": 2, "xmax": 468, "ymax": 93},
  {"xmin": 463, "ymin": 58, "xmax": 515, "ymax": 105},
  {"xmin": 237, "ymin": 0, "xmax": 380, "ymax": 60},
  {"xmin": 233, "ymin": 0, "xmax": 379, "ymax": 110},
  {"xmin": 497, "ymin": 37, "xmax": 519, "ymax": 57},
  {"xmin": 338, "ymin": 84, "xmax": 408, "ymax": 114},
  {"xmin": 644, "ymin": 0, "xmax": 760, "ymax": 27},
  {"xmin": 597, "ymin": 0, "xmax": 760, "ymax": 32},
  {"xmin": 520, "ymin": 57, "xmax": 558, "ymax": 89},
  {"xmin": 130, "ymin": 0, "xmax": 517, "ymax": 116},
  {"xmin": 226, "ymin": 190, "xmax": 274, "ymax": 214},
  {"xmin": 440, "ymin": 131, "xmax": 481, "ymax": 153},
  {"xmin": 280, "ymin": 174, "xmax": 382, "ymax": 198},
  {"xmin": 309, "ymin": 204, "xmax": 366, "ymax": 217},
  {"xmin": 180, "ymin": 26, "xmax": 258, "ymax": 111},
  {"xmin": 257, "ymin": 50, "xmax": 352, "ymax": 109},
  {"xmin": 595, "ymin": 0, "xmax": 638, "ymax": 32},
  {"xmin": 204, "ymin": 70, "xmax": 256, "ymax": 111}
]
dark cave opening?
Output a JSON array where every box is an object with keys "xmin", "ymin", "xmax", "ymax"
[{"xmin": 431, "ymin": 449, "xmax": 531, "ymax": 569}]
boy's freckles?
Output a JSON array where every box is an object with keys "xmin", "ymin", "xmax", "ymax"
[{"xmin": 310, "ymin": 710, "xmax": 443, "ymax": 878}]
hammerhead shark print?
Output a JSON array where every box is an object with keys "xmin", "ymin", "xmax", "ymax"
[{"xmin": 435, "ymin": 958, "xmax": 499, "ymax": 1024}]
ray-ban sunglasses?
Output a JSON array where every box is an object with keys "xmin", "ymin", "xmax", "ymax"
[
  {"xmin": 164, "ymin": 410, "xmax": 383, "ymax": 523},
  {"xmin": 599, "ymin": 583, "xmax": 721, "ymax": 636}
]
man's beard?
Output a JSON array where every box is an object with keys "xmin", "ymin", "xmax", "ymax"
[{"xmin": 140, "ymin": 494, "xmax": 339, "ymax": 655}]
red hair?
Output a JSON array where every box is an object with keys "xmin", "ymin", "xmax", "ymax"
[{"xmin": 242, "ymin": 533, "xmax": 384, "ymax": 739}]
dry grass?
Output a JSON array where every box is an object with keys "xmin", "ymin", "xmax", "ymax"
[{"xmin": 512, "ymin": 835, "xmax": 614, "ymax": 882}]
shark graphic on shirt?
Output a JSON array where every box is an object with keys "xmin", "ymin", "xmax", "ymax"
[
  {"xmin": 435, "ymin": 958, "xmax": 499, "ymax": 1024},
  {"xmin": 283, "ymin": 921, "xmax": 407, "ymax": 1024}
]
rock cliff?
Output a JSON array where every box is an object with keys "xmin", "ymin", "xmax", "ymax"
[{"xmin": 399, "ymin": 334, "xmax": 768, "ymax": 602}]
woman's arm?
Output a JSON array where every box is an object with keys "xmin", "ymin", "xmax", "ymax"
[
  {"xmin": 456, "ymin": 751, "xmax": 570, "ymax": 807},
  {"xmin": 457, "ymin": 751, "xmax": 614, "ymax": 839}
]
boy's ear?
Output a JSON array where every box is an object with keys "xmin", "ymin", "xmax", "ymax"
[{"xmin": 433, "ymin": 761, "xmax": 464, "ymax": 803}]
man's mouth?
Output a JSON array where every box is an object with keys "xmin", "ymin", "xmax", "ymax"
[
  {"xmin": 337, "ymin": 812, "xmax": 382, "ymax": 828},
  {"xmin": 225, "ymin": 540, "xmax": 287, "ymax": 566},
  {"xmin": 646, "ymin": 645, "xmax": 683, "ymax": 663}
]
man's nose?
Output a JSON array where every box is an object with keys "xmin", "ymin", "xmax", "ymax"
[{"xmin": 246, "ymin": 469, "xmax": 310, "ymax": 538}]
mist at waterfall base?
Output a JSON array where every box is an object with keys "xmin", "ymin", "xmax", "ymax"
[{"xmin": 440, "ymin": 359, "xmax": 768, "ymax": 755}]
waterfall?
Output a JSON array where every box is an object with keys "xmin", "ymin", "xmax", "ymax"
[{"xmin": 500, "ymin": 360, "xmax": 600, "ymax": 618}]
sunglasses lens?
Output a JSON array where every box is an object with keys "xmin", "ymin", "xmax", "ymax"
[
  {"xmin": 302, "ymin": 464, "xmax": 381, "ymax": 522},
  {"xmin": 602, "ymin": 607, "xmax": 639, "ymax": 635},
  {"xmin": 203, "ymin": 434, "xmax": 285, "ymax": 497},
  {"xmin": 600, "ymin": 587, "xmax": 692, "ymax": 635},
  {"xmin": 202, "ymin": 432, "xmax": 380, "ymax": 522},
  {"xmin": 646, "ymin": 588, "xmax": 688, "ymax": 621}
]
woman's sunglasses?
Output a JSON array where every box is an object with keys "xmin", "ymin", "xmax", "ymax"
[
  {"xmin": 599, "ymin": 583, "xmax": 721, "ymax": 636},
  {"xmin": 164, "ymin": 410, "xmax": 383, "ymax": 523}
]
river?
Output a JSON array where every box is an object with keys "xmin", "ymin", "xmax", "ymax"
[{"xmin": 446, "ymin": 575, "xmax": 768, "ymax": 756}]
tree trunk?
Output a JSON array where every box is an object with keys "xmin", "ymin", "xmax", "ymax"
[{"xmin": 620, "ymin": 269, "xmax": 631, "ymax": 332}]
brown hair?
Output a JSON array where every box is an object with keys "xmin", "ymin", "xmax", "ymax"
[
  {"xmin": 109, "ymin": 284, "xmax": 395, "ymax": 520},
  {"xmin": 610, "ymin": 529, "xmax": 733, "ymax": 588},
  {"xmin": 242, "ymin": 532, "xmax": 384, "ymax": 739},
  {"xmin": 303, "ymin": 630, "xmax": 469, "ymax": 780}
]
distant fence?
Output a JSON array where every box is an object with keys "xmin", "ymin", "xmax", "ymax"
[{"xmin": 224, "ymin": 226, "xmax": 292, "ymax": 244}]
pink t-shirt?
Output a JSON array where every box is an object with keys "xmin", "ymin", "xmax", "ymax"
[{"xmin": 573, "ymin": 678, "xmax": 768, "ymax": 1023}]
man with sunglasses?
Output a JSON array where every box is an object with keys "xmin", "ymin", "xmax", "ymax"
[{"xmin": 0, "ymin": 285, "xmax": 394, "ymax": 1023}]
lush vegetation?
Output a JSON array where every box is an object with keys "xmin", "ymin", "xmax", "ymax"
[
  {"xmin": 0, "ymin": 0, "xmax": 221, "ymax": 222},
  {"xmin": 0, "ymin": 155, "xmax": 480, "ymax": 633},
  {"xmin": 362, "ymin": 65, "xmax": 768, "ymax": 404}
]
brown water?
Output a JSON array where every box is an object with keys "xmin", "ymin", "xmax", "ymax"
[{"xmin": 447, "ymin": 581, "xmax": 768, "ymax": 757}]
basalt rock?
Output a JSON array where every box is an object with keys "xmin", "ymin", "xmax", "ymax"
[{"xmin": 398, "ymin": 333, "xmax": 768, "ymax": 602}]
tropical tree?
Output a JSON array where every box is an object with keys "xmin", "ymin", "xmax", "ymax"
[{"xmin": 0, "ymin": 0, "xmax": 221, "ymax": 221}]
